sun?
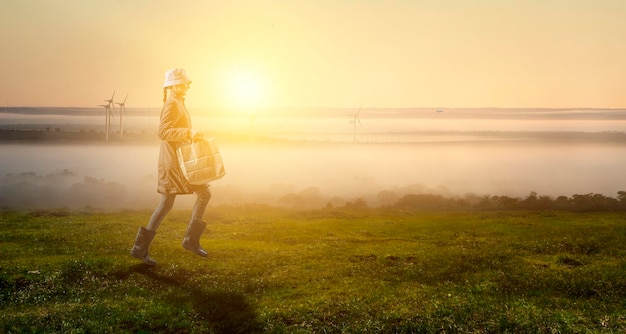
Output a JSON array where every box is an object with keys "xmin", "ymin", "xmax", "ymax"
[{"xmin": 224, "ymin": 68, "xmax": 265, "ymax": 109}]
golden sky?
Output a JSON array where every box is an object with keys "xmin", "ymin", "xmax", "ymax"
[{"xmin": 1, "ymin": 0, "xmax": 625, "ymax": 109}]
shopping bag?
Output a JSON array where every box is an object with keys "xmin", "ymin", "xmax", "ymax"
[{"xmin": 176, "ymin": 137, "xmax": 226, "ymax": 185}]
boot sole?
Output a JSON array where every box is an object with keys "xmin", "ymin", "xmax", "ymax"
[
  {"xmin": 182, "ymin": 243, "xmax": 208, "ymax": 257},
  {"xmin": 130, "ymin": 250, "xmax": 157, "ymax": 265}
]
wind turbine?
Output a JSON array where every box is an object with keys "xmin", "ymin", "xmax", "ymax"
[
  {"xmin": 96, "ymin": 103, "xmax": 113, "ymax": 140},
  {"xmin": 349, "ymin": 105, "xmax": 363, "ymax": 144},
  {"xmin": 115, "ymin": 93, "xmax": 128, "ymax": 137},
  {"xmin": 98, "ymin": 91, "xmax": 116, "ymax": 140}
]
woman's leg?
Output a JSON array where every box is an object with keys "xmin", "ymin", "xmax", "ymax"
[
  {"xmin": 183, "ymin": 185, "xmax": 211, "ymax": 257},
  {"xmin": 190, "ymin": 185, "xmax": 211, "ymax": 223},
  {"xmin": 131, "ymin": 193, "xmax": 176, "ymax": 265},
  {"xmin": 147, "ymin": 193, "xmax": 177, "ymax": 231}
]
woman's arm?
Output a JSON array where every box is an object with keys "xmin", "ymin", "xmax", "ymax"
[{"xmin": 158, "ymin": 101, "xmax": 192, "ymax": 142}]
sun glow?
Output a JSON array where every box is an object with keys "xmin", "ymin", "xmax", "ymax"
[{"xmin": 224, "ymin": 68, "xmax": 265, "ymax": 109}]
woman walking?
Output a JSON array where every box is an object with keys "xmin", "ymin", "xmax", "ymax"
[{"xmin": 131, "ymin": 68, "xmax": 211, "ymax": 265}]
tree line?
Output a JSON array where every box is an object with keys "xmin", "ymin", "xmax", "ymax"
[{"xmin": 382, "ymin": 191, "xmax": 626, "ymax": 212}]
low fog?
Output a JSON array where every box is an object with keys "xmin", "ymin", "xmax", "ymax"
[{"xmin": 1, "ymin": 139, "xmax": 625, "ymax": 211}]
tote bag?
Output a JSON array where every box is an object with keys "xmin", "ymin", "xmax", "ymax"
[{"xmin": 176, "ymin": 137, "xmax": 226, "ymax": 185}]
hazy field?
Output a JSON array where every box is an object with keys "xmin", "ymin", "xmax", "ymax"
[
  {"xmin": 2, "ymin": 107, "xmax": 626, "ymax": 212},
  {"xmin": 1, "ymin": 207, "xmax": 625, "ymax": 333}
]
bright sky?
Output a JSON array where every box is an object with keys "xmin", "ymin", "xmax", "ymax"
[{"xmin": 1, "ymin": 0, "xmax": 625, "ymax": 109}]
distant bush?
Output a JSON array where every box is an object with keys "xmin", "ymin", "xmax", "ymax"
[
  {"xmin": 391, "ymin": 191, "xmax": 626, "ymax": 212},
  {"xmin": 0, "ymin": 171, "xmax": 144, "ymax": 210},
  {"xmin": 394, "ymin": 194, "xmax": 466, "ymax": 210}
]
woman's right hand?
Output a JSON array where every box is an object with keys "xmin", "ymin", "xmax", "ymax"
[{"xmin": 191, "ymin": 129, "xmax": 204, "ymax": 142}]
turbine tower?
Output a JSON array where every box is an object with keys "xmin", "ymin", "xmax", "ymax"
[
  {"xmin": 97, "ymin": 91, "xmax": 116, "ymax": 140},
  {"xmin": 116, "ymin": 93, "xmax": 128, "ymax": 137},
  {"xmin": 350, "ymin": 105, "xmax": 363, "ymax": 144},
  {"xmin": 96, "ymin": 103, "xmax": 113, "ymax": 140}
]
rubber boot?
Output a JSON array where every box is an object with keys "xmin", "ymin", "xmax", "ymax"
[
  {"xmin": 130, "ymin": 227, "xmax": 157, "ymax": 265},
  {"xmin": 182, "ymin": 221, "xmax": 208, "ymax": 257}
]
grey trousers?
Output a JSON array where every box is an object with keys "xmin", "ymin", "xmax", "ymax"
[{"xmin": 146, "ymin": 186, "xmax": 211, "ymax": 231}]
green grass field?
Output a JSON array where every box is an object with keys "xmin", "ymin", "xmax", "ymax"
[{"xmin": 1, "ymin": 206, "xmax": 625, "ymax": 333}]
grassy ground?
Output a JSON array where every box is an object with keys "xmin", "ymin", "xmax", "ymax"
[{"xmin": 1, "ymin": 206, "xmax": 625, "ymax": 333}]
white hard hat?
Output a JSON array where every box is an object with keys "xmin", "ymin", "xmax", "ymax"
[{"xmin": 162, "ymin": 68, "xmax": 192, "ymax": 88}]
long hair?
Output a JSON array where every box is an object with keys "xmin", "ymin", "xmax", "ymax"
[{"xmin": 162, "ymin": 88, "xmax": 168, "ymax": 103}]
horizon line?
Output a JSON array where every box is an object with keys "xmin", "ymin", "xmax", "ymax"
[{"xmin": 3, "ymin": 106, "xmax": 626, "ymax": 111}]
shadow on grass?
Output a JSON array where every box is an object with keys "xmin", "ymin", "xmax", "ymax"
[{"xmin": 126, "ymin": 264, "xmax": 262, "ymax": 334}]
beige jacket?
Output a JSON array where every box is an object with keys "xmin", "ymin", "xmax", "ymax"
[{"xmin": 156, "ymin": 93, "xmax": 195, "ymax": 194}]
